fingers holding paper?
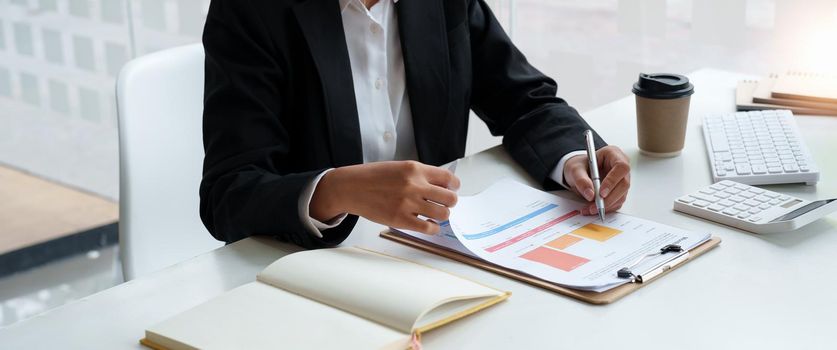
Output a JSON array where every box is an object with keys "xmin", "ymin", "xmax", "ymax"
[{"xmin": 563, "ymin": 145, "xmax": 632, "ymax": 216}]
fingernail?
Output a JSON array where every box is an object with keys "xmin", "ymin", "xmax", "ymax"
[
  {"xmin": 584, "ymin": 189, "xmax": 595, "ymax": 201},
  {"xmin": 600, "ymin": 187, "xmax": 610, "ymax": 198}
]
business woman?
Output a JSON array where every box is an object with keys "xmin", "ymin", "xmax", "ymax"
[{"xmin": 199, "ymin": 0, "xmax": 632, "ymax": 248}]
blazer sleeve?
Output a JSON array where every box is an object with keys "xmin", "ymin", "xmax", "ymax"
[
  {"xmin": 199, "ymin": 0, "xmax": 356, "ymax": 247},
  {"xmin": 466, "ymin": 0, "xmax": 607, "ymax": 190}
]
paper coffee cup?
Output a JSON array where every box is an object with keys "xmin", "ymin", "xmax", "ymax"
[{"xmin": 632, "ymin": 73, "xmax": 694, "ymax": 157}]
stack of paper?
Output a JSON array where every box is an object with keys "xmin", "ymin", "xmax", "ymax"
[
  {"xmin": 393, "ymin": 179, "xmax": 711, "ymax": 293},
  {"xmin": 736, "ymin": 72, "xmax": 837, "ymax": 116}
]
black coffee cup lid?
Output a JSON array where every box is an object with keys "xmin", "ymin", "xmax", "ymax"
[{"xmin": 632, "ymin": 73, "xmax": 694, "ymax": 99}]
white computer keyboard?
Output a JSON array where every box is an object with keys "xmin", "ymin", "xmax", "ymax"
[
  {"xmin": 702, "ymin": 109, "xmax": 820, "ymax": 185},
  {"xmin": 673, "ymin": 180, "xmax": 837, "ymax": 234}
]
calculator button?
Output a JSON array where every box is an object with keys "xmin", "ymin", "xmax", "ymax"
[
  {"xmin": 677, "ymin": 196, "xmax": 695, "ymax": 203},
  {"xmin": 758, "ymin": 203, "xmax": 771, "ymax": 210},
  {"xmin": 724, "ymin": 187, "xmax": 740, "ymax": 194},
  {"xmin": 728, "ymin": 196, "xmax": 745, "ymax": 203},
  {"xmin": 733, "ymin": 184, "xmax": 750, "ymax": 191},
  {"xmin": 708, "ymin": 204, "xmax": 724, "ymax": 212},
  {"xmin": 753, "ymin": 195, "xmax": 770, "ymax": 202},
  {"xmin": 763, "ymin": 192, "xmax": 779, "ymax": 198},
  {"xmin": 710, "ymin": 183, "xmax": 727, "ymax": 191},
  {"xmin": 691, "ymin": 194, "xmax": 718, "ymax": 203},
  {"xmin": 719, "ymin": 181, "xmax": 736, "ymax": 187},
  {"xmin": 749, "ymin": 188, "xmax": 765, "ymax": 194},
  {"xmin": 699, "ymin": 188, "xmax": 717, "ymax": 195},
  {"xmin": 714, "ymin": 192, "xmax": 731, "ymax": 199},
  {"xmin": 733, "ymin": 204, "xmax": 750, "ymax": 211},
  {"xmin": 748, "ymin": 208, "xmax": 762, "ymax": 214},
  {"xmin": 739, "ymin": 192, "xmax": 756, "ymax": 199},
  {"xmin": 737, "ymin": 213, "xmax": 751, "ymax": 219},
  {"xmin": 769, "ymin": 199, "xmax": 782, "ymax": 205},
  {"xmin": 722, "ymin": 208, "xmax": 740, "ymax": 216},
  {"xmin": 744, "ymin": 199, "xmax": 760, "ymax": 207},
  {"xmin": 718, "ymin": 199, "xmax": 736, "ymax": 207},
  {"xmin": 749, "ymin": 217, "xmax": 761, "ymax": 222},
  {"xmin": 778, "ymin": 195, "xmax": 790, "ymax": 201},
  {"xmin": 693, "ymin": 200, "xmax": 710, "ymax": 208}
]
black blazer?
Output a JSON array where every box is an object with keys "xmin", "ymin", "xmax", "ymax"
[{"xmin": 200, "ymin": 0, "xmax": 606, "ymax": 248}]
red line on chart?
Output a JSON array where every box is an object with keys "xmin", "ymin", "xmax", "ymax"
[{"xmin": 484, "ymin": 210, "xmax": 580, "ymax": 253}]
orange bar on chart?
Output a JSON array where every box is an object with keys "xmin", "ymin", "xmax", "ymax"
[
  {"xmin": 545, "ymin": 234, "xmax": 583, "ymax": 250},
  {"xmin": 520, "ymin": 247, "xmax": 589, "ymax": 272},
  {"xmin": 571, "ymin": 223, "xmax": 622, "ymax": 242}
]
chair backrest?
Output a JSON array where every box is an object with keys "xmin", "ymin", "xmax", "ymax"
[{"xmin": 116, "ymin": 43, "xmax": 222, "ymax": 280}]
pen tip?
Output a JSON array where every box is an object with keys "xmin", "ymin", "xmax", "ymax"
[{"xmin": 599, "ymin": 212, "xmax": 605, "ymax": 223}]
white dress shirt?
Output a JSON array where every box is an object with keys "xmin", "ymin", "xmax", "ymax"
[{"xmin": 299, "ymin": 0, "xmax": 585, "ymax": 237}]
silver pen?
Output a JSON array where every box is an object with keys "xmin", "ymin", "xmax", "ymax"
[{"xmin": 584, "ymin": 130, "xmax": 606, "ymax": 222}]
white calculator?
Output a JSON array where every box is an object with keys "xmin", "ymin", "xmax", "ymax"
[{"xmin": 673, "ymin": 180, "xmax": 837, "ymax": 234}]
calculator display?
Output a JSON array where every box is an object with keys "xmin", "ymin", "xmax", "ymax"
[{"xmin": 770, "ymin": 199, "xmax": 835, "ymax": 222}]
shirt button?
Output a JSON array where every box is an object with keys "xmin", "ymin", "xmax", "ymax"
[
  {"xmin": 383, "ymin": 131, "xmax": 394, "ymax": 142},
  {"xmin": 374, "ymin": 78, "xmax": 384, "ymax": 90},
  {"xmin": 370, "ymin": 23, "xmax": 380, "ymax": 34}
]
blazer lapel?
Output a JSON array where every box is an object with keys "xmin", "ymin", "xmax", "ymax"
[
  {"xmin": 293, "ymin": 0, "xmax": 363, "ymax": 167},
  {"xmin": 396, "ymin": 0, "xmax": 451, "ymax": 162}
]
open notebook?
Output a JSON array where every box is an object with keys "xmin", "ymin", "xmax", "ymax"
[{"xmin": 141, "ymin": 247, "xmax": 510, "ymax": 350}]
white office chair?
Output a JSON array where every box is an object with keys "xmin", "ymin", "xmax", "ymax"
[{"xmin": 116, "ymin": 43, "xmax": 223, "ymax": 281}]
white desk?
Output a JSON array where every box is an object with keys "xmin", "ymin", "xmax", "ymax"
[{"xmin": 2, "ymin": 69, "xmax": 835, "ymax": 349}]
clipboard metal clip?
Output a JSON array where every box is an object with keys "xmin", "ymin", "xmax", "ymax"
[{"xmin": 617, "ymin": 244, "xmax": 690, "ymax": 283}]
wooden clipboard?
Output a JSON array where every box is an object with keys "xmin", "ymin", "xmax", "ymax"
[{"xmin": 380, "ymin": 230, "xmax": 721, "ymax": 305}]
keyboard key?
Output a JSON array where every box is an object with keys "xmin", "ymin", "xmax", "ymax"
[
  {"xmin": 768, "ymin": 167, "xmax": 783, "ymax": 174},
  {"xmin": 783, "ymin": 164, "xmax": 799, "ymax": 173},
  {"xmin": 752, "ymin": 165, "xmax": 767, "ymax": 174},
  {"xmin": 735, "ymin": 165, "xmax": 752, "ymax": 175}
]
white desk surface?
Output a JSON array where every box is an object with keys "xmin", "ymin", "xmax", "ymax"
[{"xmin": 2, "ymin": 68, "xmax": 835, "ymax": 349}]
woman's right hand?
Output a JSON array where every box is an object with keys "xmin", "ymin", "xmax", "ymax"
[{"xmin": 309, "ymin": 161, "xmax": 460, "ymax": 234}]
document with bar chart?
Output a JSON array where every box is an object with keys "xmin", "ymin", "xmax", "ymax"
[{"xmin": 392, "ymin": 179, "xmax": 711, "ymax": 292}]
